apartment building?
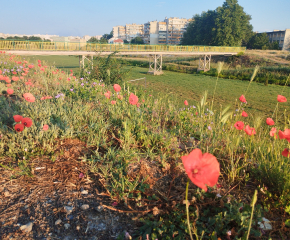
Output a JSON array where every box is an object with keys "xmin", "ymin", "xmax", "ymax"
[
  {"xmin": 112, "ymin": 17, "xmax": 191, "ymax": 45},
  {"xmin": 164, "ymin": 17, "xmax": 190, "ymax": 45},
  {"xmin": 144, "ymin": 21, "xmax": 158, "ymax": 44},
  {"xmin": 266, "ymin": 29, "xmax": 290, "ymax": 50},
  {"xmin": 125, "ymin": 23, "xmax": 144, "ymax": 41},
  {"xmin": 113, "ymin": 26, "xmax": 126, "ymax": 40},
  {"xmin": 157, "ymin": 22, "xmax": 167, "ymax": 45}
]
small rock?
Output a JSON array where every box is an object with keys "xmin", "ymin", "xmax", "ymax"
[
  {"xmin": 55, "ymin": 219, "xmax": 62, "ymax": 225},
  {"xmin": 258, "ymin": 217, "xmax": 272, "ymax": 230},
  {"xmin": 96, "ymin": 205, "xmax": 103, "ymax": 212},
  {"xmin": 76, "ymin": 225, "xmax": 80, "ymax": 230},
  {"xmin": 64, "ymin": 223, "xmax": 71, "ymax": 230},
  {"xmin": 81, "ymin": 190, "xmax": 88, "ymax": 195},
  {"xmin": 64, "ymin": 206, "xmax": 73, "ymax": 214},
  {"xmin": 81, "ymin": 204, "xmax": 89, "ymax": 210},
  {"xmin": 20, "ymin": 222, "xmax": 33, "ymax": 233}
]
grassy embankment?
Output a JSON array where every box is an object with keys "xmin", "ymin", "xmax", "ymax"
[{"xmin": 0, "ymin": 53, "xmax": 288, "ymax": 238}]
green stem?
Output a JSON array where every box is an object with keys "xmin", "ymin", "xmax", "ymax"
[
  {"xmin": 185, "ymin": 180, "xmax": 194, "ymax": 240},
  {"xmin": 246, "ymin": 190, "xmax": 258, "ymax": 240}
]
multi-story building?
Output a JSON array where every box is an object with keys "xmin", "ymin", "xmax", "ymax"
[
  {"xmin": 157, "ymin": 22, "xmax": 167, "ymax": 45},
  {"xmin": 125, "ymin": 23, "xmax": 144, "ymax": 42},
  {"xmin": 112, "ymin": 26, "xmax": 126, "ymax": 40},
  {"xmin": 164, "ymin": 17, "xmax": 190, "ymax": 45},
  {"xmin": 144, "ymin": 21, "xmax": 158, "ymax": 44},
  {"xmin": 266, "ymin": 29, "xmax": 290, "ymax": 50},
  {"xmin": 111, "ymin": 17, "xmax": 191, "ymax": 45}
]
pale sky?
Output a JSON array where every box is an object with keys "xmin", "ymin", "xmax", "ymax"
[{"xmin": 1, "ymin": 0, "xmax": 289, "ymax": 37}]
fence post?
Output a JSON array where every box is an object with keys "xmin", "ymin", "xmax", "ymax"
[{"xmin": 145, "ymin": 77, "xmax": 146, "ymax": 88}]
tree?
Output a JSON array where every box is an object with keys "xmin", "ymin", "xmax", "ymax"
[
  {"xmin": 123, "ymin": 39, "xmax": 129, "ymax": 44},
  {"xmin": 181, "ymin": 11, "xmax": 217, "ymax": 45},
  {"xmin": 215, "ymin": 0, "xmax": 253, "ymax": 46},
  {"xmin": 102, "ymin": 31, "xmax": 113, "ymax": 40},
  {"xmin": 130, "ymin": 37, "xmax": 144, "ymax": 44},
  {"xmin": 87, "ymin": 37, "xmax": 99, "ymax": 43},
  {"xmin": 181, "ymin": 0, "xmax": 253, "ymax": 47},
  {"xmin": 247, "ymin": 33, "xmax": 270, "ymax": 49}
]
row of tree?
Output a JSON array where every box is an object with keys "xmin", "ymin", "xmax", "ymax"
[
  {"xmin": 181, "ymin": 0, "xmax": 279, "ymax": 50},
  {"xmin": 0, "ymin": 36, "xmax": 51, "ymax": 42},
  {"xmin": 87, "ymin": 32, "xmax": 144, "ymax": 44}
]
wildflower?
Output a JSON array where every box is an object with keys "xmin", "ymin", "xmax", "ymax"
[
  {"xmin": 113, "ymin": 84, "xmax": 121, "ymax": 92},
  {"xmin": 104, "ymin": 92, "xmax": 110, "ymax": 99},
  {"xmin": 14, "ymin": 123, "xmax": 24, "ymax": 132},
  {"xmin": 242, "ymin": 111, "xmax": 248, "ymax": 117},
  {"xmin": 13, "ymin": 115, "xmax": 23, "ymax": 122},
  {"xmin": 129, "ymin": 93, "xmax": 138, "ymax": 105},
  {"xmin": 208, "ymin": 126, "xmax": 212, "ymax": 131},
  {"xmin": 43, "ymin": 124, "xmax": 49, "ymax": 131},
  {"xmin": 21, "ymin": 117, "xmax": 33, "ymax": 128},
  {"xmin": 37, "ymin": 60, "xmax": 41, "ymax": 64},
  {"xmin": 270, "ymin": 127, "xmax": 276, "ymax": 137},
  {"xmin": 282, "ymin": 148, "xmax": 290, "ymax": 157},
  {"xmin": 184, "ymin": 100, "xmax": 188, "ymax": 106},
  {"xmin": 244, "ymin": 125, "xmax": 256, "ymax": 136},
  {"xmin": 117, "ymin": 95, "xmax": 123, "ymax": 100},
  {"xmin": 7, "ymin": 88, "xmax": 13, "ymax": 95},
  {"xmin": 234, "ymin": 121, "xmax": 244, "ymax": 130},
  {"xmin": 70, "ymin": 89, "xmax": 74, "ymax": 92},
  {"xmin": 266, "ymin": 118, "xmax": 275, "ymax": 126},
  {"xmin": 278, "ymin": 129, "xmax": 290, "ymax": 142},
  {"xmin": 23, "ymin": 93, "xmax": 35, "ymax": 102},
  {"xmin": 111, "ymin": 100, "xmax": 116, "ymax": 105},
  {"xmin": 239, "ymin": 95, "xmax": 246, "ymax": 103},
  {"xmin": 277, "ymin": 95, "xmax": 287, "ymax": 103},
  {"xmin": 181, "ymin": 148, "xmax": 220, "ymax": 192}
]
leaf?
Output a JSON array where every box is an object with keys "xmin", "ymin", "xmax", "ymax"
[{"xmin": 285, "ymin": 219, "xmax": 290, "ymax": 228}]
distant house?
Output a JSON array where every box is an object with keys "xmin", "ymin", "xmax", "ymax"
[{"xmin": 108, "ymin": 38, "xmax": 124, "ymax": 45}]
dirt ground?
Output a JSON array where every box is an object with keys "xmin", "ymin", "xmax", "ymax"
[{"xmin": 1, "ymin": 139, "xmax": 290, "ymax": 240}]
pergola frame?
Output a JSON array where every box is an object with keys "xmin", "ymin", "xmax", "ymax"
[{"xmin": 148, "ymin": 54, "xmax": 163, "ymax": 75}]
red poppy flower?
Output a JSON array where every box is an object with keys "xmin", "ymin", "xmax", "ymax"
[
  {"xmin": 277, "ymin": 95, "xmax": 287, "ymax": 103},
  {"xmin": 117, "ymin": 95, "xmax": 123, "ymax": 100},
  {"xmin": 242, "ymin": 111, "xmax": 248, "ymax": 117},
  {"xmin": 37, "ymin": 60, "xmax": 41, "ymax": 64},
  {"xmin": 13, "ymin": 115, "xmax": 23, "ymax": 122},
  {"xmin": 184, "ymin": 100, "xmax": 188, "ymax": 106},
  {"xmin": 7, "ymin": 88, "xmax": 13, "ymax": 95},
  {"xmin": 266, "ymin": 118, "xmax": 275, "ymax": 126},
  {"xmin": 21, "ymin": 117, "xmax": 33, "ymax": 128},
  {"xmin": 14, "ymin": 123, "xmax": 25, "ymax": 132},
  {"xmin": 239, "ymin": 95, "xmax": 246, "ymax": 103},
  {"xmin": 43, "ymin": 124, "xmax": 49, "ymax": 131},
  {"xmin": 111, "ymin": 100, "xmax": 116, "ymax": 105},
  {"xmin": 244, "ymin": 125, "xmax": 256, "ymax": 136},
  {"xmin": 104, "ymin": 92, "xmax": 110, "ymax": 99},
  {"xmin": 234, "ymin": 121, "xmax": 244, "ymax": 130},
  {"xmin": 129, "ymin": 93, "xmax": 138, "ymax": 105},
  {"xmin": 23, "ymin": 93, "xmax": 35, "ymax": 102},
  {"xmin": 181, "ymin": 148, "xmax": 220, "ymax": 192},
  {"xmin": 270, "ymin": 127, "xmax": 276, "ymax": 137},
  {"xmin": 38, "ymin": 63, "xmax": 42, "ymax": 67},
  {"xmin": 113, "ymin": 84, "xmax": 121, "ymax": 92},
  {"xmin": 282, "ymin": 148, "xmax": 290, "ymax": 157}
]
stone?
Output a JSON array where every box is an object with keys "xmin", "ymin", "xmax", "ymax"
[
  {"xmin": 64, "ymin": 223, "xmax": 71, "ymax": 230},
  {"xmin": 20, "ymin": 222, "xmax": 33, "ymax": 233},
  {"xmin": 55, "ymin": 219, "xmax": 62, "ymax": 225},
  {"xmin": 96, "ymin": 205, "xmax": 103, "ymax": 212},
  {"xmin": 81, "ymin": 204, "xmax": 89, "ymax": 210},
  {"xmin": 64, "ymin": 206, "xmax": 73, "ymax": 214},
  {"xmin": 258, "ymin": 217, "xmax": 272, "ymax": 230},
  {"xmin": 81, "ymin": 190, "xmax": 88, "ymax": 195}
]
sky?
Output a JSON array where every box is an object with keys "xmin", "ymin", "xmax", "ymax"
[{"xmin": 1, "ymin": 0, "xmax": 289, "ymax": 37}]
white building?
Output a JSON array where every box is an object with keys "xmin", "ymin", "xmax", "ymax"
[
  {"xmin": 144, "ymin": 21, "xmax": 158, "ymax": 45},
  {"xmin": 265, "ymin": 29, "xmax": 290, "ymax": 50}
]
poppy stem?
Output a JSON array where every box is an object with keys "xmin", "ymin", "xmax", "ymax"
[{"xmin": 185, "ymin": 180, "xmax": 194, "ymax": 240}]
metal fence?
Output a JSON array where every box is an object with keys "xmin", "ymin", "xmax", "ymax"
[{"xmin": 0, "ymin": 40, "xmax": 246, "ymax": 53}]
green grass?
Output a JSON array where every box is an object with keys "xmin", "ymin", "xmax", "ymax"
[
  {"xmin": 22, "ymin": 55, "xmax": 290, "ymax": 118},
  {"xmin": 125, "ymin": 66, "xmax": 290, "ymax": 117}
]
